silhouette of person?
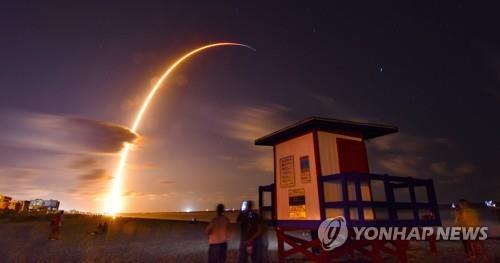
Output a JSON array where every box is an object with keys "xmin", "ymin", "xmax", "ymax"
[
  {"xmin": 206, "ymin": 204, "xmax": 230, "ymax": 263},
  {"xmin": 89, "ymin": 221, "xmax": 109, "ymax": 235},
  {"xmin": 237, "ymin": 200, "xmax": 264, "ymax": 263},
  {"xmin": 101, "ymin": 221, "xmax": 108, "ymax": 233},
  {"xmin": 48, "ymin": 210, "xmax": 64, "ymax": 240},
  {"xmin": 455, "ymin": 199, "xmax": 486, "ymax": 260}
]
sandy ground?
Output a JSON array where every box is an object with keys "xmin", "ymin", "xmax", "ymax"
[
  {"xmin": 0, "ymin": 215, "xmax": 499, "ymax": 262},
  {"xmin": 0, "ymin": 215, "xmax": 274, "ymax": 263}
]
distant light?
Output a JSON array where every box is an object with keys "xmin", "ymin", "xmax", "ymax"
[
  {"xmin": 485, "ymin": 200, "xmax": 496, "ymax": 208},
  {"xmin": 185, "ymin": 208, "xmax": 192, "ymax": 213},
  {"xmin": 451, "ymin": 203, "xmax": 456, "ymax": 209},
  {"xmin": 232, "ymin": 208, "xmax": 235, "ymax": 211}
]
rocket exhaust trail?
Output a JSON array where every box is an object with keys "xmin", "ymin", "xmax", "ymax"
[{"xmin": 105, "ymin": 43, "xmax": 254, "ymax": 215}]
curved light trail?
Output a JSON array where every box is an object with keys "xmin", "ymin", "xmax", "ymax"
[{"xmin": 105, "ymin": 42, "xmax": 254, "ymax": 215}]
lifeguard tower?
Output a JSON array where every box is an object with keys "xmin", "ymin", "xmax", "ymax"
[{"xmin": 256, "ymin": 117, "xmax": 441, "ymax": 262}]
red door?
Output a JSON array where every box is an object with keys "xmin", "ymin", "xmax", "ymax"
[
  {"xmin": 337, "ymin": 138, "xmax": 369, "ymax": 173},
  {"xmin": 337, "ymin": 138, "xmax": 374, "ymax": 218}
]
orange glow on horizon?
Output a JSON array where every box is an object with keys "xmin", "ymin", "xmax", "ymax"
[{"xmin": 104, "ymin": 42, "xmax": 254, "ymax": 215}]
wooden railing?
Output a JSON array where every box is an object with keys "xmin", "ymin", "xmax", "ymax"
[
  {"xmin": 320, "ymin": 173, "xmax": 441, "ymax": 227},
  {"xmin": 258, "ymin": 183, "xmax": 275, "ymax": 221},
  {"xmin": 258, "ymin": 173, "xmax": 441, "ymax": 228}
]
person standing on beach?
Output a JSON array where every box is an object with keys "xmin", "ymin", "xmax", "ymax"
[
  {"xmin": 455, "ymin": 199, "xmax": 487, "ymax": 260},
  {"xmin": 237, "ymin": 200, "xmax": 264, "ymax": 263},
  {"xmin": 206, "ymin": 204, "xmax": 230, "ymax": 263},
  {"xmin": 48, "ymin": 210, "xmax": 64, "ymax": 240}
]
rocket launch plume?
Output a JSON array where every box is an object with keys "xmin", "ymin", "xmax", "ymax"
[{"xmin": 105, "ymin": 43, "xmax": 254, "ymax": 215}]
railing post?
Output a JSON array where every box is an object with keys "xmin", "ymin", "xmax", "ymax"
[
  {"xmin": 318, "ymin": 175, "xmax": 326, "ymax": 220},
  {"xmin": 383, "ymin": 174, "xmax": 396, "ymax": 223},
  {"xmin": 426, "ymin": 180, "xmax": 441, "ymax": 226},
  {"xmin": 408, "ymin": 180, "xmax": 419, "ymax": 221},
  {"xmin": 355, "ymin": 175, "xmax": 364, "ymax": 221},
  {"xmin": 341, "ymin": 174, "xmax": 350, "ymax": 221},
  {"xmin": 272, "ymin": 183, "xmax": 276, "ymax": 221},
  {"xmin": 258, "ymin": 186, "xmax": 263, "ymax": 211}
]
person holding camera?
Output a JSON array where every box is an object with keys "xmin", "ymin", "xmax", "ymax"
[{"xmin": 237, "ymin": 200, "xmax": 264, "ymax": 263}]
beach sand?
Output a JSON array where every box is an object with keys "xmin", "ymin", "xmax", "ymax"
[{"xmin": 0, "ymin": 214, "xmax": 498, "ymax": 262}]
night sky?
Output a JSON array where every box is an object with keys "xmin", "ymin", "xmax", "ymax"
[{"xmin": 1, "ymin": 1, "xmax": 499, "ymax": 212}]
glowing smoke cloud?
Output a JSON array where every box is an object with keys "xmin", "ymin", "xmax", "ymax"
[{"xmin": 105, "ymin": 43, "xmax": 254, "ymax": 215}]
